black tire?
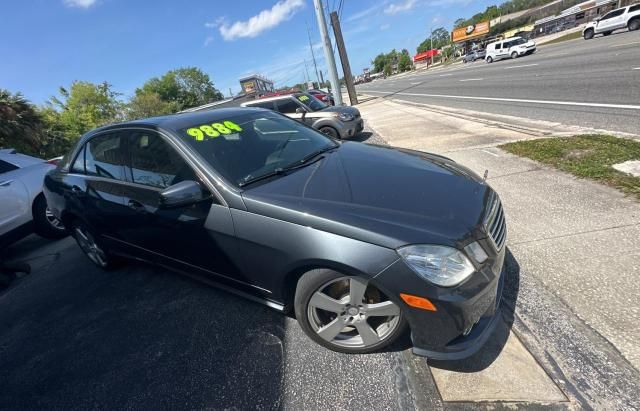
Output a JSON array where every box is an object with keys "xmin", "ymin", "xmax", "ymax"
[
  {"xmin": 32, "ymin": 195, "xmax": 68, "ymax": 239},
  {"xmin": 511, "ymin": 51, "xmax": 518, "ymax": 59},
  {"xmin": 319, "ymin": 126, "xmax": 340, "ymax": 139},
  {"xmin": 584, "ymin": 29, "xmax": 594, "ymax": 40},
  {"xmin": 70, "ymin": 220, "xmax": 117, "ymax": 269},
  {"xmin": 629, "ymin": 19, "xmax": 640, "ymax": 31},
  {"xmin": 486, "ymin": 56, "xmax": 493, "ymax": 63},
  {"xmin": 294, "ymin": 269, "xmax": 407, "ymax": 354},
  {"xmin": 603, "ymin": 31, "xmax": 612, "ymax": 36}
]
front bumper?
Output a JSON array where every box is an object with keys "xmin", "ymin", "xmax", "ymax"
[
  {"xmin": 520, "ymin": 47, "xmax": 536, "ymax": 56},
  {"xmin": 339, "ymin": 119, "xmax": 364, "ymax": 139},
  {"xmin": 373, "ymin": 239, "xmax": 506, "ymax": 360}
]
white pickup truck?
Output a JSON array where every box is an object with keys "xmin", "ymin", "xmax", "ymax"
[{"xmin": 583, "ymin": 4, "xmax": 640, "ymax": 39}]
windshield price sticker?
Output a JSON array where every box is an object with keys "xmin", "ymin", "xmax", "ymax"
[
  {"xmin": 297, "ymin": 95, "xmax": 310, "ymax": 102},
  {"xmin": 186, "ymin": 120, "xmax": 243, "ymax": 141}
]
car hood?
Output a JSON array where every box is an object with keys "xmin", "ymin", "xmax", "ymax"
[{"xmin": 241, "ymin": 142, "xmax": 492, "ymax": 249}]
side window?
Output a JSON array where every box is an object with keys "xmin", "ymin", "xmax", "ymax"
[
  {"xmin": 275, "ymin": 98, "xmax": 302, "ymax": 114},
  {"xmin": 71, "ymin": 145, "xmax": 86, "ymax": 174},
  {"xmin": 495, "ymin": 43, "xmax": 501, "ymax": 50},
  {"xmin": 127, "ymin": 131, "xmax": 196, "ymax": 189},
  {"xmin": 630, "ymin": 5, "xmax": 640, "ymax": 12},
  {"xmin": 0, "ymin": 159, "xmax": 19, "ymax": 174},
  {"xmin": 248, "ymin": 101, "xmax": 275, "ymax": 110},
  {"xmin": 85, "ymin": 133, "xmax": 126, "ymax": 180}
]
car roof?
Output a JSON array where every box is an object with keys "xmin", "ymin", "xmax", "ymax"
[{"xmin": 88, "ymin": 107, "xmax": 271, "ymax": 135}]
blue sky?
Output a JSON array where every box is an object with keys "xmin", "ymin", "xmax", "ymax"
[{"xmin": 1, "ymin": 0, "xmax": 496, "ymax": 105}]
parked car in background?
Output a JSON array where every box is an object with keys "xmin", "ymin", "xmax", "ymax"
[
  {"xmin": 583, "ymin": 4, "xmax": 640, "ymax": 39},
  {"xmin": 0, "ymin": 149, "xmax": 67, "ymax": 246},
  {"xmin": 307, "ymin": 89, "xmax": 335, "ymax": 105},
  {"xmin": 242, "ymin": 93, "xmax": 363, "ymax": 139},
  {"xmin": 463, "ymin": 49, "xmax": 486, "ymax": 63},
  {"xmin": 485, "ymin": 37, "xmax": 536, "ymax": 63},
  {"xmin": 44, "ymin": 108, "xmax": 506, "ymax": 358}
]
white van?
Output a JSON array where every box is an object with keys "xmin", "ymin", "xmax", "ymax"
[{"xmin": 485, "ymin": 37, "xmax": 536, "ymax": 63}]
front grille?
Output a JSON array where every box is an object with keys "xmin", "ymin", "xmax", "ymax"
[{"xmin": 485, "ymin": 193, "xmax": 506, "ymax": 250}]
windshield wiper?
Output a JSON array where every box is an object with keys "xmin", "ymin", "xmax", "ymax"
[{"xmin": 239, "ymin": 145, "xmax": 338, "ymax": 188}]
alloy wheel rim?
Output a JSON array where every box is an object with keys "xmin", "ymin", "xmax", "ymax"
[
  {"xmin": 45, "ymin": 208, "xmax": 65, "ymax": 230},
  {"xmin": 74, "ymin": 227, "xmax": 107, "ymax": 267},
  {"xmin": 307, "ymin": 276, "xmax": 401, "ymax": 348}
]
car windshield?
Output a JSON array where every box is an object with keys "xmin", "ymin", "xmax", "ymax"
[
  {"xmin": 295, "ymin": 93, "xmax": 328, "ymax": 111},
  {"xmin": 513, "ymin": 38, "xmax": 526, "ymax": 45},
  {"xmin": 177, "ymin": 111, "xmax": 337, "ymax": 187}
]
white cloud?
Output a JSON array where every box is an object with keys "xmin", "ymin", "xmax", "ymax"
[
  {"xmin": 380, "ymin": 23, "xmax": 390, "ymax": 30},
  {"xmin": 344, "ymin": 2, "xmax": 387, "ymax": 22},
  {"xmin": 384, "ymin": 0, "xmax": 417, "ymax": 15},
  {"xmin": 204, "ymin": 36, "xmax": 214, "ymax": 47},
  {"xmin": 218, "ymin": 0, "xmax": 305, "ymax": 41},
  {"xmin": 205, "ymin": 17, "xmax": 225, "ymax": 28},
  {"xmin": 63, "ymin": 0, "xmax": 97, "ymax": 8}
]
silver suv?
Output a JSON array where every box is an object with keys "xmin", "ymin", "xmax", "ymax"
[{"xmin": 242, "ymin": 92, "xmax": 363, "ymax": 139}]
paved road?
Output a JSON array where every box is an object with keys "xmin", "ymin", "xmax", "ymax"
[{"xmin": 357, "ymin": 30, "xmax": 640, "ymax": 135}]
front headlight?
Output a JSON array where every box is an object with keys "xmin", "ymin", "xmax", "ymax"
[
  {"xmin": 338, "ymin": 112, "xmax": 354, "ymax": 121},
  {"xmin": 397, "ymin": 245, "xmax": 475, "ymax": 287}
]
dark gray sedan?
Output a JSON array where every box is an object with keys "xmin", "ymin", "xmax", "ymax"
[{"xmin": 44, "ymin": 108, "xmax": 506, "ymax": 358}]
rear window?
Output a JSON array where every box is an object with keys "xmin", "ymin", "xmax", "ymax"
[{"xmin": 630, "ymin": 4, "xmax": 640, "ymax": 12}]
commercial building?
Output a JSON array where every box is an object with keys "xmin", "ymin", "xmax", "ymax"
[
  {"xmin": 451, "ymin": 21, "xmax": 491, "ymax": 54},
  {"xmin": 238, "ymin": 74, "xmax": 275, "ymax": 95}
]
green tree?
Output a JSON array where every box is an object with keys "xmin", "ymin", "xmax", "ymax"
[
  {"xmin": 137, "ymin": 67, "xmax": 223, "ymax": 111},
  {"xmin": 417, "ymin": 27, "xmax": 450, "ymax": 54},
  {"xmin": 126, "ymin": 92, "xmax": 176, "ymax": 120},
  {"xmin": 0, "ymin": 89, "xmax": 43, "ymax": 155},
  {"xmin": 48, "ymin": 81, "xmax": 123, "ymax": 138},
  {"xmin": 383, "ymin": 62, "xmax": 392, "ymax": 77},
  {"xmin": 398, "ymin": 50, "xmax": 413, "ymax": 72},
  {"xmin": 372, "ymin": 53, "xmax": 387, "ymax": 73}
]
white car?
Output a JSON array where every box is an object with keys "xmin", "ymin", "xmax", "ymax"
[
  {"xmin": 485, "ymin": 37, "xmax": 536, "ymax": 63},
  {"xmin": 0, "ymin": 149, "xmax": 67, "ymax": 246},
  {"xmin": 583, "ymin": 4, "xmax": 640, "ymax": 39}
]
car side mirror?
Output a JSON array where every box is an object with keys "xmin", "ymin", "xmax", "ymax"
[
  {"xmin": 295, "ymin": 107, "xmax": 307, "ymax": 120},
  {"xmin": 159, "ymin": 180, "xmax": 205, "ymax": 208}
]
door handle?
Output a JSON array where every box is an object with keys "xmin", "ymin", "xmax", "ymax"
[
  {"xmin": 127, "ymin": 200, "xmax": 147, "ymax": 213},
  {"xmin": 0, "ymin": 180, "xmax": 12, "ymax": 187}
]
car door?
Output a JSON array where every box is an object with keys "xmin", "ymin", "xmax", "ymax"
[
  {"xmin": 493, "ymin": 43, "xmax": 504, "ymax": 60},
  {"xmin": 66, "ymin": 132, "xmax": 130, "ymax": 242},
  {"xmin": 117, "ymin": 129, "xmax": 242, "ymax": 281},
  {"xmin": 597, "ymin": 9, "xmax": 625, "ymax": 31},
  {"xmin": 0, "ymin": 159, "xmax": 30, "ymax": 235},
  {"xmin": 276, "ymin": 98, "xmax": 313, "ymax": 126}
]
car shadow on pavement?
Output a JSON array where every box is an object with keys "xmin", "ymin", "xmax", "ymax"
[
  {"xmin": 427, "ymin": 248, "xmax": 520, "ymax": 372},
  {"xmin": 0, "ymin": 237, "xmax": 288, "ymax": 410}
]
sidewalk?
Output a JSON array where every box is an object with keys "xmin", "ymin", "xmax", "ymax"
[{"xmin": 354, "ymin": 97, "xmax": 640, "ymax": 408}]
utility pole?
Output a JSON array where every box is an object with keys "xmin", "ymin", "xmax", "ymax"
[
  {"xmin": 229, "ymin": 88, "xmax": 233, "ymax": 98},
  {"xmin": 313, "ymin": 0, "xmax": 343, "ymax": 106},
  {"xmin": 430, "ymin": 27, "xmax": 434, "ymax": 67},
  {"xmin": 307, "ymin": 24, "xmax": 321, "ymax": 86},
  {"xmin": 330, "ymin": 11, "xmax": 358, "ymax": 105},
  {"xmin": 304, "ymin": 59, "xmax": 311, "ymax": 85}
]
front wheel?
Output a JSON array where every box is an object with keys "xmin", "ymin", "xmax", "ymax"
[
  {"xmin": 33, "ymin": 195, "xmax": 68, "ymax": 239},
  {"xmin": 511, "ymin": 51, "xmax": 519, "ymax": 59},
  {"xmin": 629, "ymin": 19, "xmax": 640, "ymax": 31},
  {"xmin": 319, "ymin": 126, "xmax": 339, "ymax": 139},
  {"xmin": 583, "ymin": 29, "xmax": 594, "ymax": 40},
  {"xmin": 294, "ymin": 269, "xmax": 407, "ymax": 354},
  {"xmin": 71, "ymin": 220, "xmax": 116, "ymax": 269}
]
